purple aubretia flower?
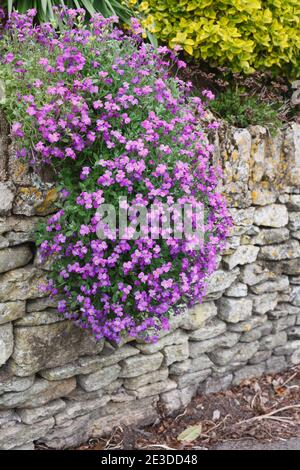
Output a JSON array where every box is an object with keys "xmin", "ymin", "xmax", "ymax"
[{"xmin": 3, "ymin": 8, "xmax": 231, "ymax": 343}]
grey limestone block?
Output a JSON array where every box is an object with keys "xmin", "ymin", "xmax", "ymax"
[
  {"xmin": 0, "ymin": 322, "xmax": 13, "ymax": 366},
  {"xmin": 8, "ymin": 321, "xmax": 104, "ymax": 376},
  {"xmin": 0, "ymin": 418, "xmax": 54, "ymax": 450},
  {"xmin": 119, "ymin": 352, "xmax": 164, "ymax": 379},
  {"xmin": 171, "ymin": 368, "xmax": 211, "ymax": 389},
  {"xmin": 78, "ymin": 365, "xmax": 121, "ymax": 392},
  {"xmin": 218, "ymin": 297, "xmax": 253, "ymax": 323},
  {"xmin": 0, "ymin": 245, "xmax": 32, "ymax": 274},
  {"xmin": 162, "ymin": 342, "xmax": 189, "ymax": 366},
  {"xmin": 17, "ymin": 399, "xmax": 67, "ymax": 425},
  {"xmin": 135, "ymin": 330, "xmax": 187, "ymax": 353},
  {"xmin": 253, "ymin": 204, "xmax": 288, "ymax": 228},
  {"xmin": 232, "ymin": 364, "xmax": 265, "ymax": 385},
  {"xmin": 200, "ymin": 374, "xmax": 233, "ymax": 394},
  {"xmin": 265, "ymin": 356, "xmax": 287, "ymax": 374},
  {"xmin": 0, "ymin": 377, "xmax": 76, "ymax": 409},
  {"xmin": 189, "ymin": 332, "xmax": 240, "ymax": 358},
  {"xmin": 160, "ymin": 385, "xmax": 198, "ymax": 415},
  {"xmin": 0, "ymin": 301, "xmax": 26, "ymax": 325}
]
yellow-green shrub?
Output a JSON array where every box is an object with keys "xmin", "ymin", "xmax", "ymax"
[{"xmin": 130, "ymin": 0, "xmax": 300, "ymax": 78}]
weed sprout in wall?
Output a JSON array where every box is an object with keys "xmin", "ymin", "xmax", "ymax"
[{"xmin": 0, "ymin": 8, "xmax": 231, "ymax": 343}]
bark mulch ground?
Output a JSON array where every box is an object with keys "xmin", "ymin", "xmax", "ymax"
[{"xmin": 79, "ymin": 365, "xmax": 300, "ymax": 451}]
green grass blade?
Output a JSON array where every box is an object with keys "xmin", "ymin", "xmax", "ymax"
[
  {"xmin": 40, "ymin": 0, "xmax": 48, "ymax": 14},
  {"xmin": 104, "ymin": 0, "xmax": 116, "ymax": 15},
  {"xmin": 93, "ymin": 0, "xmax": 111, "ymax": 17},
  {"xmin": 7, "ymin": 0, "xmax": 14, "ymax": 14},
  {"xmin": 79, "ymin": 0, "xmax": 96, "ymax": 16}
]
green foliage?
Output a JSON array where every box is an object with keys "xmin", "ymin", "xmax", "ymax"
[
  {"xmin": 132, "ymin": 0, "xmax": 300, "ymax": 78},
  {"xmin": 3, "ymin": 0, "xmax": 132, "ymax": 23},
  {"xmin": 210, "ymin": 88, "xmax": 282, "ymax": 134}
]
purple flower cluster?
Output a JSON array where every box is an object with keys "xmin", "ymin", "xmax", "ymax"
[{"xmin": 2, "ymin": 9, "xmax": 231, "ymax": 342}]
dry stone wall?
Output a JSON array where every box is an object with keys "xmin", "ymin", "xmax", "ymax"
[{"xmin": 1, "ymin": 109, "xmax": 300, "ymax": 449}]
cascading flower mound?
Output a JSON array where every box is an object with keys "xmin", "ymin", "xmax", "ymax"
[{"xmin": 0, "ymin": 8, "xmax": 231, "ymax": 342}]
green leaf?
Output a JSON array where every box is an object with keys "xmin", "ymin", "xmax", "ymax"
[
  {"xmin": 93, "ymin": 0, "xmax": 111, "ymax": 17},
  {"xmin": 0, "ymin": 80, "xmax": 6, "ymax": 105},
  {"xmin": 146, "ymin": 30, "xmax": 158, "ymax": 49},
  {"xmin": 7, "ymin": 0, "xmax": 14, "ymax": 14},
  {"xmin": 177, "ymin": 424, "xmax": 202, "ymax": 443},
  {"xmin": 104, "ymin": 0, "xmax": 116, "ymax": 16},
  {"xmin": 40, "ymin": 0, "xmax": 48, "ymax": 14},
  {"xmin": 79, "ymin": 0, "xmax": 96, "ymax": 16}
]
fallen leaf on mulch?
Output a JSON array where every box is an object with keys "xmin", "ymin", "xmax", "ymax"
[{"xmin": 177, "ymin": 424, "xmax": 202, "ymax": 443}]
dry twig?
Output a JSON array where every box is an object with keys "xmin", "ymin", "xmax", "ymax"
[{"xmin": 236, "ymin": 404, "xmax": 300, "ymax": 426}]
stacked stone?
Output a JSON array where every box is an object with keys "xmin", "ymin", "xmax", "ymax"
[{"xmin": 0, "ymin": 114, "xmax": 300, "ymax": 449}]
